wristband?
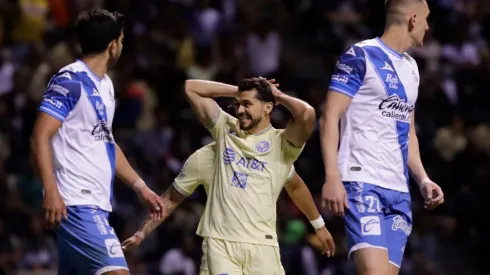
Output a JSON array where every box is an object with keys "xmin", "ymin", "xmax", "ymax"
[
  {"xmin": 135, "ymin": 231, "xmax": 145, "ymax": 240},
  {"xmin": 310, "ymin": 216, "xmax": 325, "ymax": 230},
  {"xmin": 132, "ymin": 178, "xmax": 146, "ymax": 192}
]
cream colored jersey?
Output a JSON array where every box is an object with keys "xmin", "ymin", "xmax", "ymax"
[
  {"xmin": 197, "ymin": 109, "xmax": 304, "ymax": 246},
  {"xmin": 172, "ymin": 141, "xmax": 295, "ymax": 272}
]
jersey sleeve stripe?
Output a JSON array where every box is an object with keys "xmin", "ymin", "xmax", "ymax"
[
  {"xmin": 329, "ymin": 86, "xmax": 355, "ymax": 98},
  {"xmin": 39, "ymin": 106, "xmax": 66, "ymax": 121}
]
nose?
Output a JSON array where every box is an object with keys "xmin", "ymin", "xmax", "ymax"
[{"xmin": 237, "ymin": 105, "xmax": 245, "ymax": 114}]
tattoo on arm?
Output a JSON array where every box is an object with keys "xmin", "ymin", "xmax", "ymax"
[{"xmin": 140, "ymin": 186, "xmax": 187, "ymax": 236}]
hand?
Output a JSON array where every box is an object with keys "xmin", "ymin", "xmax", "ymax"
[
  {"xmin": 315, "ymin": 227, "xmax": 336, "ymax": 257},
  {"xmin": 259, "ymin": 77, "xmax": 283, "ymax": 102},
  {"xmin": 136, "ymin": 186, "xmax": 165, "ymax": 221},
  {"xmin": 419, "ymin": 179, "xmax": 444, "ymax": 210},
  {"xmin": 43, "ymin": 188, "xmax": 67, "ymax": 230},
  {"xmin": 321, "ymin": 174, "xmax": 349, "ymax": 216},
  {"xmin": 121, "ymin": 234, "xmax": 144, "ymax": 252}
]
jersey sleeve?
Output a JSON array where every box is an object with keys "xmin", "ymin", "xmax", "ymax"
[
  {"xmin": 39, "ymin": 79, "xmax": 82, "ymax": 122},
  {"xmin": 328, "ymin": 46, "xmax": 367, "ymax": 98},
  {"xmin": 280, "ymin": 131, "xmax": 305, "ymax": 162},
  {"xmin": 286, "ymin": 165, "xmax": 295, "ymax": 182},
  {"xmin": 206, "ymin": 108, "xmax": 238, "ymax": 139},
  {"xmin": 172, "ymin": 150, "xmax": 202, "ymax": 196}
]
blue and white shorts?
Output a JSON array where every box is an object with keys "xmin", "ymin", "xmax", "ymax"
[
  {"xmin": 55, "ymin": 206, "xmax": 128, "ymax": 275},
  {"xmin": 344, "ymin": 182, "xmax": 412, "ymax": 268}
]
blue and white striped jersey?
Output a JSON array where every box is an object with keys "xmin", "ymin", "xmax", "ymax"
[
  {"xmin": 39, "ymin": 60, "xmax": 117, "ymax": 211},
  {"xmin": 329, "ymin": 38, "xmax": 420, "ymax": 193}
]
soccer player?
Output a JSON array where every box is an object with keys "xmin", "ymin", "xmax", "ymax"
[
  {"xmin": 121, "ymin": 142, "xmax": 335, "ymax": 275},
  {"xmin": 180, "ymin": 77, "xmax": 317, "ymax": 274},
  {"xmin": 320, "ymin": 1, "xmax": 444, "ymax": 274},
  {"xmin": 30, "ymin": 9, "xmax": 164, "ymax": 275}
]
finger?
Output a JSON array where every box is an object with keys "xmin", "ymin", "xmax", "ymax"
[
  {"xmin": 55, "ymin": 211, "xmax": 62, "ymax": 227},
  {"xmin": 336, "ymin": 200, "xmax": 344, "ymax": 217},
  {"xmin": 63, "ymin": 207, "xmax": 68, "ymax": 220},
  {"xmin": 44, "ymin": 210, "xmax": 51, "ymax": 229},
  {"xmin": 426, "ymin": 187, "xmax": 433, "ymax": 200},
  {"xmin": 344, "ymin": 195, "xmax": 350, "ymax": 209},
  {"xmin": 328, "ymin": 237, "xmax": 336, "ymax": 257},
  {"xmin": 156, "ymin": 197, "xmax": 165, "ymax": 220},
  {"xmin": 329, "ymin": 201, "xmax": 338, "ymax": 215},
  {"xmin": 49, "ymin": 211, "xmax": 56, "ymax": 230},
  {"xmin": 321, "ymin": 198, "xmax": 326, "ymax": 210}
]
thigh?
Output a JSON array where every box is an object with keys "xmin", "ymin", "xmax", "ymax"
[
  {"xmin": 56, "ymin": 206, "xmax": 128, "ymax": 275},
  {"xmin": 352, "ymin": 247, "xmax": 390, "ymax": 275},
  {"xmin": 206, "ymin": 238, "xmax": 242, "ymax": 275},
  {"xmin": 243, "ymin": 244, "xmax": 284, "ymax": 275},
  {"xmin": 344, "ymin": 182, "xmax": 388, "ymax": 259},
  {"xmin": 385, "ymin": 192, "xmax": 412, "ymax": 268}
]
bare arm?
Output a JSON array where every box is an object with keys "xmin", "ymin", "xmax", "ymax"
[
  {"xmin": 30, "ymin": 113, "xmax": 62, "ymax": 194},
  {"xmin": 277, "ymin": 93, "xmax": 316, "ymax": 147},
  {"xmin": 284, "ymin": 172, "xmax": 320, "ymax": 221},
  {"xmin": 115, "ymin": 143, "xmax": 141, "ymax": 185},
  {"xmin": 184, "ymin": 80, "xmax": 238, "ymax": 126},
  {"xmin": 320, "ymin": 92, "xmax": 352, "ymax": 178},
  {"xmin": 136, "ymin": 186, "xmax": 187, "ymax": 237},
  {"xmin": 408, "ymin": 112, "xmax": 429, "ymax": 185}
]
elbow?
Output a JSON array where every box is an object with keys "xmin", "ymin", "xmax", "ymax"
[{"xmin": 302, "ymin": 105, "xmax": 316, "ymax": 128}]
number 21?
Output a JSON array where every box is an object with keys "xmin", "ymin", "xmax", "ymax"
[{"xmin": 365, "ymin": 196, "xmax": 381, "ymax": 213}]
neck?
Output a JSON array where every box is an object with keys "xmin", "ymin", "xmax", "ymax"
[
  {"xmin": 380, "ymin": 25, "xmax": 414, "ymax": 54},
  {"xmin": 246, "ymin": 119, "xmax": 271, "ymax": 135},
  {"xmin": 81, "ymin": 55, "xmax": 109, "ymax": 79}
]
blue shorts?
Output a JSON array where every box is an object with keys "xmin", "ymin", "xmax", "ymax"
[
  {"xmin": 344, "ymin": 182, "xmax": 412, "ymax": 268},
  {"xmin": 55, "ymin": 206, "xmax": 128, "ymax": 275}
]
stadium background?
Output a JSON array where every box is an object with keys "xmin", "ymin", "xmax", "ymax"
[{"xmin": 0, "ymin": 0, "xmax": 489, "ymax": 274}]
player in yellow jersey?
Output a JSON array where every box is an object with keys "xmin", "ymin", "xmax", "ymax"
[
  {"xmin": 122, "ymin": 142, "xmax": 335, "ymax": 275},
  {"xmin": 181, "ymin": 77, "xmax": 318, "ymax": 274}
]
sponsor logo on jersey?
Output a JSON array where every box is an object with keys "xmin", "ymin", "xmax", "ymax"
[
  {"xmin": 48, "ymin": 84, "xmax": 69, "ymax": 96},
  {"xmin": 222, "ymin": 148, "xmax": 267, "ymax": 171},
  {"xmin": 91, "ymin": 120, "xmax": 113, "ymax": 142},
  {"xmin": 336, "ymin": 62, "xmax": 353, "ymax": 74},
  {"xmin": 43, "ymin": 97, "xmax": 63, "ymax": 109},
  {"xmin": 392, "ymin": 215, "xmax": 412, "ymax": 236},
  {"xmin": 231, "ymin": 171, "xmax": 248, "ymax": 188},
  {"xmin": 385, "ymin": 73, "xmax": 399, "ymax": 89},
  {"xmin": 378, "ymin": 94, "xmax": 414, "ymax": 122},
  {"xmin": 331, "ymin": 74, "xmax": 349, "ymax": 84}
]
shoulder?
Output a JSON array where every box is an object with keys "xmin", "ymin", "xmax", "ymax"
[
  {"xmin": 47, "ymin": 72, "xmax": 83, "ymax": 98},
  {"xmin": 196, "ymin": 142, "xmax": 216, "ymax": 161}
]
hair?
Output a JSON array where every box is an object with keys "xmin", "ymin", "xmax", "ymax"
[
  {"xmin": 385, "ymin": 0, "xmax": 424, "ymax": 26},
  {"xmin": 75, "ymin": 9, "xmax": 125, "ymax": 56},
  {"xmin": 237, "ymin": 77, "xmax": 275, "ymax": 105}
]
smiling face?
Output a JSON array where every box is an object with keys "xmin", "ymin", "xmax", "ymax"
[{"xmin": 234, "ymin": 89, "xmax": 272, "ymax": 131}]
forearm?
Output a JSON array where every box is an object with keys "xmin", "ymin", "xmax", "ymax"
[
  {"xmin": 185, "ymin": 80, "xmax": 238, "ymax": 98},
  {"xmin": 276, "ymin": 93, "xmax": 315, "ymax": 121},
  {"xmin": 320, "ymin": 115, "xmax": 340, "ymax": 178},
  {"xmin": 115, "ymin": 143, "xmax": 140, "ymax": 186},
  {"xmin": 137, "ymin": 186, "xmax": 186, "ymax": 237},
  {"xmin": 408, "ymin": 133, "xmax": 429, "ymax": 185},
  {"xmin": 30, "ymin": 136, "xmax": 58, "ymax": 192},
  {"xmin": 286, "ymin": 184, "xmax": 321, "ymax": 221}
]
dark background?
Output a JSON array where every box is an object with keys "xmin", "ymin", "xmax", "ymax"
[{"xmin": 0, "ymin": 0, "xmax": 489, "ymax": 274}]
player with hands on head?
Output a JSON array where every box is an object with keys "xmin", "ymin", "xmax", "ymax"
[
  {"xmin": 320, "ymin": 0, "xmax": 443, "ymax": 274},
  {"xmin": 122, "ymin": 142, "xmax": 335, "ymax": 275}
]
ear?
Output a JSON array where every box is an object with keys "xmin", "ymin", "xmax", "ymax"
[
  {"xmin": 408, "ymin": 14, "xmax": 416, "ymax": 31},
  {"xmin": 108, "ymin": 40, "xmax": 117, "ymax": 57},
  {"xmin": 264, "ymin": 102, "xmax": 273, "ymax": 115}
]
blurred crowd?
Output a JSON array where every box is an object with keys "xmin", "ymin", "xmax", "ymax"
[{"xmin": 0, "ymin": 0, "xmax": 490, "ymax": 274}]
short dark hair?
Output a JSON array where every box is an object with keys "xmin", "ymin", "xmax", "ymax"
[
  {"xmin": 385, "ymin": 0, "xmax": 424, "ymax": 25},
  {"xmin": 75, "ymin": 9, "xmax": 124, "ymax": 56},
  {"xmin": 238, "ymin": 78, "xmax": 275, "ymax": 105}
]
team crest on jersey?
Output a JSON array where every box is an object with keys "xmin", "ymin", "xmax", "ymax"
[{"xmin": 256, "ymin": 140, "xmax": 271, "ymax": 153}]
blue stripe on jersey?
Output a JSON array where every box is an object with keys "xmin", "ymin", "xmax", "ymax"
[
  {"xmin": 329, "ymin": 46, "xmax": 367, "ymax": 98},
  {"xmin": 363, "ymin": 46, "xmax": 409, "ymax": 185},
  {"xmin": 65, "ymin": 71, "xmax": 117, "ymax": 204},
  {"xmin": 39, "ymin": 75, "xmax": 82, "ymax": 121}
]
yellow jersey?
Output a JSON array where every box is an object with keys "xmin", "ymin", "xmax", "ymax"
[{"xmin": 196, "ymin": 109, "xmax": 304, "ymax": 246}]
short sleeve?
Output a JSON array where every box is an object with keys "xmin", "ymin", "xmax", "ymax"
[
  {"xmin": 281, "ymin": 131, "xmax": 305, "ymax": 162},
  {"xmin": 39, "ymin": 78, "xmax": 82, "ymax": 122},
  {"xmin": 329, "ymin": 46, "xmax": 367, "ymax": 98},
  {"xmin": 173, "ymin": 150, "xmax": 202, "ymax": 196},
  {"xmin": 206, "ymin": 108, "xmax": 238, "ymax": 140}
]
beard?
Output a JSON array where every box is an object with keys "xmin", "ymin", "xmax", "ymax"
[{"xmin": 237, "ymin": 113, "xmax": 262, "ymax": 131}]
